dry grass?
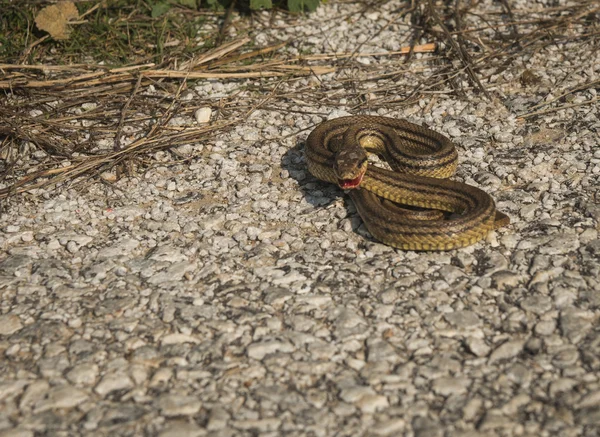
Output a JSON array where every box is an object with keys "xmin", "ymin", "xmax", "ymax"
[{"xmin": 1, "ymin": 0, "xmax": 599, "ymax": 202}]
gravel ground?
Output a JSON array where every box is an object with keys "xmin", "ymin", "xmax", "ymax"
[{"xmin": 1, "ymin": 1, "xmax": 600, "ymax": 436}]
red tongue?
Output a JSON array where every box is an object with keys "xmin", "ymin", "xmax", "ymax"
[{"xmin": 339, "ymin": 174, "xmax": 363, "ymax": 189}]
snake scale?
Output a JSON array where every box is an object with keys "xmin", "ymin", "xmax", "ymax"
[{"xmin": 305, "ymin": 115, "xmax": 509, "ymax": 250}]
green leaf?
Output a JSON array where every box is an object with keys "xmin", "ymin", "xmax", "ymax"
[
  {"xmin": 287, "ymin": 0, "xmax": 319, "ymax": 12},
  {"xmin": 205, "ymin": 0, "xmax": 224, "ymax": 10},
  {"xmin": 151, "ymin": 1, "xmax": 171, "ymax": 17},
  {"xmin": 250, "ymin": 0, "xmax": 272, "ymax": 10},
  {"xmin": 176, "ymin": 0, "xmax": 197, "ymax": 7}
]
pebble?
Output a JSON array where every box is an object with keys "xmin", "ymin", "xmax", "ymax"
[
  {"xmin": 432, "ymin": 377, "xmax": 470, "ymax": 396},
  {"xmin": 559, "ymin": 308, "xmax": 593, "ymax": 343},
  {"xmin": 19, "ymin": 380, "xmax": 50, "ymax": 411},
  {"xmin": 534, "ymin": 320, "xmax": 556, "ymax": 336},
  {"xmin": 467, "ymin": 338, "xmax": 491, "ymax": 357},
  {"xmin": 161, "ymin": 333, "xmax": 201, "ymax": 345},
  {"xmin": 158, "ymin": 394, "xmax": 202, "ymax": 417},
  {"xmin": 444, "ymin": 311, "xmax": 481, "ymax": 329},
  {"xmin": 66, "ymin": 363, "xmax": 99, "ymax": 386},
  {"xmin": 371, "ymin": 418, "xmax": 406, "ymax": 436},
  {"xmin": 488, "ymin": 340, "xmax": 526, "ymax": 363},
  {"xmin": 96, "ymin": 238, "xmax": 139, "ymax": 259},
  {"xmin": 491, "ymin": 271, "xmax": 522, "ymax": 289},
  {"xmin": 195, "ymin": 107, "xmax": 212, "ymax": 124},
  {"xmin": 520, "ymin": 295, "xmax": 553, "ymax": 315},
  {"xmin": 34, "ymin": 386, "xmax": 89, "ymax": 412},
  {"xmin": 234, "ymin": 418, "xmax": 281, "ymax": 432},
  {"xmin": 356, "ymin": 394, "xmax": 389, "ymax": 413},
  {"xmin": 0, "ymin": 313, "xmax": 23, "ymax": 335},
  {"xmin": 159, "ymin": 422, "xmax": 205, "ymax": 437},
  {"xmin": 494, "ymin": 131, "xmax": 513, "ymax": 143},
  {"xmin": 247, "ymin": 340, "xmax": 295, "ymax": 360},
  {"xmin": 94, "ymin": 373, "xmax": 134, "ymax": 397}
]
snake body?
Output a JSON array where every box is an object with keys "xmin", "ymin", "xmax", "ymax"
[{"xmin": 305, "ymin": 115, "xmax": 509, "ymax": 250}]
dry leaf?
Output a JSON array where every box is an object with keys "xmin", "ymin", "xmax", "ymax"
[{"xmin": 35, "ymin": 2, "xmax": 79, "ymax": 40}]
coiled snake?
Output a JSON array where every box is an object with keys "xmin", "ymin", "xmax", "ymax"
[{"xmin": 305, "ymin": 115, "xmax": 509, "ymax": 250}]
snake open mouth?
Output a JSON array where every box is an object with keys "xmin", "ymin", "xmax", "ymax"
[{"xmin": 338, "ymin": 173, "xmax": 364, "ymax": 189}]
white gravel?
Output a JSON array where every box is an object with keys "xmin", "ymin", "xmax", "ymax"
[{"xmin": 1, "ymin": 0, "xmax": 600, "ymax": 436}]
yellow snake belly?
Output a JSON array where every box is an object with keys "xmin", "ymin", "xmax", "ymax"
[{"xmin": 304, "ymin": 115, "xmax": 510, "ymax": 251}]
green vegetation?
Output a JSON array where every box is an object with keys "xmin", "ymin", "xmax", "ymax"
[
  {"xmin": 0, "ymin": 0, "xmax": 320, "ymax": 65},
  {"xmin": 152, "ymin": 0, "xmax": 321, "ymax": 14}
]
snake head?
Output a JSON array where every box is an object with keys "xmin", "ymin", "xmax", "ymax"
[{"xmin": 334, "ymin": 149, "xmax": 368, "ymax": 189}]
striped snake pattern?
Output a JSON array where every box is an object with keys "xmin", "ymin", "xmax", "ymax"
[{"xmin": 304, "ymin": 115, "xmax": 509, "ymax": 250}]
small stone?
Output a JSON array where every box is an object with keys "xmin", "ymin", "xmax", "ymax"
[
  {"xmin": 0, "ymin": 380, "xmax": 27, "ymax": 402},
  {"xmin": 506, "ymin": 363, "xmax": 531, "ymax": 385},
  {"xmin": 520, "ymin": 295, "xmax": 552, "ymax": 314},
  {"xmin": 559, "ymin": 308, "xmax": 593, "ymax": 343},
  {"xmin": 438, "ymin": 265, "xmax": 465, "ymax": 283},
  {"xmin": 66, "ymin": 363, "xmax": 99, "ymax": 386},
  {"xmin": 553, "ymin": 286, "xmax": 577, "ymax": 309},
  {"xmin": 367, "ymin": 339, "xmax": 399, "ymax": 362},
  {"xmin": 534, "ymin": 320, "xmax": 556, "ymax": 336},
  {"xmin": 524, "ymin": 337, "xmax": 542, "ymax": 354},
  {"xmin": 412, "ymin": 416, "xmax": 443, "ymax": 437},
  {"xmin": 234, "ymin": 418, "xmax": 281, "ymax": 432},
  {"xmin": 492, "ymin": 271, "xmax": 522, "ymax": 289},
  {"xmin": 161, "ymin": 333, "xmax": 200, "ymax": 345},
  {"xmin": 539, "ymin": 233, "xmax": 580, "ymax": 254},
  {"xmin": 356, "ymin": 394, "xmax": 389, "ymax": 413},
  {"xmin": 466, "ymin": 337, "xmax": 491, "ymax": 357},
  {"xmin": 47, "ymin": 240, "xmax": 61, "ymax": 250},
  {"xmin": 447, "ymin": 127, "xmax": 461, "ymax": 137},
  {"xmin": 66, "ymin": 241, "xmax": 79, "ymax": 253},
  {"xmin": 494, "ymin": 131, "xmax": 513, "ymax": 143},
  {"xmin": 0, "ymin": 314, "xmax": 23, "ymax": 335},
  {"xmin": 247, "ymin": 340, "xmax": 295, "ymax": 360},
  {"xmin": 488, "ymin": 339, "xmax": 525, "ymax": 363},
  {"xmin": 549, "ymin": 378, "xmax": 577, "ymax": 397},
  {"xmin": 371, "ymin": 418, "xmax": 406, "ymax": 436},
  {"xmin": 444, "ymin": 311, "xmax": 480, "ymax": 329},
  {"xmin": 34, "ymin": 386, "xmax": 89, "ymax": 412},
  {"xmin": 195, "ymin": 107, "xmax": 212, "ymax": 123},
  {"xmin": 432, "ymin": 377, "xmax": 470, "ymax": 396},
  {"xmin": 150, "ymin": 368, "xmax": 173, "ymax": 387},
  {"xmin": 96, "ymin": 238, "xmax": 139, "ymax": 259},
  {"xmin": 339, "ymin": 385, "xmax": 376, "ymax": 403},
  {"xmin": 19, "ymin": 380, "xmax": 50, "ymax": 411},
  {"xmin": 100, "ymin": 171, "xmax": 118, "ymax": 182},
  {"xmin": 207, "ymin": 407, "xmax": 230, "ymax": 431},
  {"xmin": 463, "ymin": 398, "xmax": 483, "ymax": 421},
  {"xmin": 68, "ymin": 317, "xmax": 82, "ymax": 328},
  {"xmin": 174, "ymin": 144, "xmax": 194, "ymax": 157},
  {"xmin": 158, "ymin": 394, "xmax": 202, "ymax": 417},
  {"xmin": 483, "ymin": 252, "xmax": 508, "ymax": 275},
  {"xmin": 577, "ymin": 391, "xmax": 600, "ymax": 409},
  {"xmin": 95, "ymin": 373, "xmax": 134, "ymax": 397},
  {"xmin": 159, "ymin": 422, "xmax": 204, "ymax": 437},
  {"xmin": 552, "ymin": 345, "xmax": 579, "ymax": 368},
  {"xmin": 479, "ymin": 410, "xmax": 512, "ymax": 430},
  {"xmin": 502, "ymin": 393, "xmax": 531, "ymax": 416}
]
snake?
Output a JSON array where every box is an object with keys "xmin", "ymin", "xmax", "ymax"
[{"xmin": 304, "ymin": 115, "xmax": 510, "ymax": 250}]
